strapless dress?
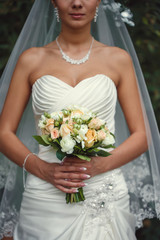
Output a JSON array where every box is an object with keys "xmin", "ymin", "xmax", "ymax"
[{"xmin": 14, "ymin": 74, "xmax": 136, "ymax": 240}]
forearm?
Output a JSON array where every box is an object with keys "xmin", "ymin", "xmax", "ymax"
[
  {"xmin": 0, "ymin": 131, "xmax": 46, "ymax": 180},
  {"xmin": 0, "ymin": 131, "xmax": 90, "ymax": 193},
  {"xmin": 100, "ymin": 131, "xmax": 148, "ymax": 173}
]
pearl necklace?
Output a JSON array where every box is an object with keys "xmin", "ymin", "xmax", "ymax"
[{"xmin": 56, "ymin": 37, "xmax": 94, "ymax": 65}]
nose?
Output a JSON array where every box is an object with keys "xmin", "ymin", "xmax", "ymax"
[{"xmin": 72, "ymin": 0, "xmax": 83, "ymax": 9}]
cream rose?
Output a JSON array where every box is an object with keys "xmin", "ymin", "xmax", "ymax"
[
  {"xmin": 51, "ymin": 128, "xmax": 59, "ymax": 139},
  {"xmin": 60, "ymin": 135, "xmax": 76, "ymax": 154},
  {"xmin": 38, "ymin": 121, "xmax": 45, "ymax": 129},
  {"xmin": 78, "ymin": 125, "xmax": 88, "ymax": 140},
  {"xmin": 51, "ymin": 111, "xmax": 63, "ymax": 120},
  {"xmin": 38, "ymin": 114, "xmax": 47, "ymax": 129},
  {"xmin": 88, "ymin": 118, "xmax": 105, "ymax": 130},
  {"xmin": 97, "ymin": 130, "xmax": 106, "ymax": 141},
  {"xmin": 74, "ymin": 124, "xmax": 88, "ymax": 143},
  {"xmin": 60, "ymin": 124, "xmax": 73, "ymax": 137},
  {"xmin": 102, "ymin": 132, "xmax": 115, "ymax": 146}
]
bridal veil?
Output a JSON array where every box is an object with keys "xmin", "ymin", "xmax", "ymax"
[{"xmin": 0, "ymin": 0, "xmax": 160, "ymax": 238}]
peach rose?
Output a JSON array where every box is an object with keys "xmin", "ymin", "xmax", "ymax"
[
  {"xmin": 51, "ymin": 128, "xmax": 59, "ymax": 139},
  {"xmin": 105, "ymin": 126, "xmax": 109, "ymax": 132},
  {"xmin": 45, "ymin": 118, "xmax": 54, "ymax": 132},
  {"xmin": 71, "ymin": 110, "xmax": 83, "ymax": 118},
  {"xmin": 41, "ymin": 129, "xmax": 50, "ymax": 135},
  {"xmin": 68, "ymin": 118, "xmax": 74, "ymax": 126},
  {"xmin": 88, "ymin": 118, "xmax": 105, "ymax": 130},
  {"xmin": 97, "ymin": 130, "xmax": 106, "ymax": 141},
  {"xmin": 63, "ymin": 116, "xmax": 69, "ymax": 124},
  {"xmin": 60, "ymin": 124, "xmax": 73, "ymax": 137},
  {"xmin": 85, "ymin": 129, "xmax": 97, "ymax": 148},
  {"xmin": 62, "ymin": 117, "xmax": 73, "ymax": 126}
]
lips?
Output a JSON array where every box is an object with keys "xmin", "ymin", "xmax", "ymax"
[{"xmin": 69, "ymin": 13, "xmax": 85, "ymax": 19}]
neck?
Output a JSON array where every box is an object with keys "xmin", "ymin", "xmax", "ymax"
[{"xmin": 59, "ymin": 23, "xmax": 92, "ymax": 48}]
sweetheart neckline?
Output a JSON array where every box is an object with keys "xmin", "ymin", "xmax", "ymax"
[{"xmin": 32, "ymin": 74, "xmax": 117, "ymax": 89}]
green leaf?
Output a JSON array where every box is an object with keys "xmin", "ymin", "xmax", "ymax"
[
  {"xmin": 91, "ymin": 141, "xmax": 102, "ymax": 149},
  {"xmin": 56, "ymin": 149, "xmax": 66, "ymax": 161},
  {"xmin": 73, "ymin": 154, "xmax": 91, "ymax": 161},
  {"xmin": 54, "ymin": 138, "xmax": 61, "ymax": 145},
  {"xmin": 96, "ymin": 150, "xmax": 111, "ymax": 157},
  {"xmin": 85, "ymin": 151, "xmax": 97, "ymax": 156},
  {"xmin": 110, "ymin": 132, "xmax": 115, "ymax": 138},
  {"xmin": 74, "ymin": 145, "xmax": 82, "ymax": 152},
  {"xmin": 41, "ymin": 135, "xmax": 51, "ymax": 145},
  {"xmin": 88, "ymin": 148, "xmax": 100, "ymax": 153},
  {"xmin": 32, "ymin": 135, "xmax": 49, "ymax": 146},
  {"xmin": 101, "ymin": 144, "xmax": 115, "ymax": 149},
  {"xmin": 50, "ymin": 143, "xmax": 59, "ymax": 150}
]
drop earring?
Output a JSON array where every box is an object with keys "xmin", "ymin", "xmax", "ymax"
[
  {"xmin": 94, "ymin": 7, "xmax": 98, "ymax": 22},
  {"xmin": 54, "ymin": 7, "xmax": 60, "ymax": 22}
]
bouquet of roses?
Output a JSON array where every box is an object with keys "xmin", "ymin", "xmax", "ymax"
[{"xmin": 33, "ymin": 105, "xmax": 115, "ymax": 203}]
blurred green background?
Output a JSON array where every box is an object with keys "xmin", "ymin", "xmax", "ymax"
[{"xmin": 0, "ymin": 0, "xmax": 160, "ymax": 239}]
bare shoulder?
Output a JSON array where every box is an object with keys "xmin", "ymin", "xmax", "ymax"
[
  {"xmin": 103, "ymin": 46, "xmax": 132, "ymax": 64},
  {"xmin": 94, "ymin": 41, "xmax": 132, "ymax": 66},
  {"xmin": 17, "ymin": 45, "xmax": 57, "ymax": 83},
  {"xmin": 94, "ymin": 41, "xmax": 133, "ymax": 85},
  {"xmin": 105, "ymin": 47, "xmax": 134, "ymax": 86},
  {"xmin": 19, "ymin": 47, "xmax": 46, "ymax": 66},
  {"xmin": 20, "ymin": 44, "xmax": 57, "ymax": 65}
]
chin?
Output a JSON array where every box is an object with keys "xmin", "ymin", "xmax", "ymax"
[{"xmin": 66, "ymin": 20, "xmax": 91, "ymax": 29}]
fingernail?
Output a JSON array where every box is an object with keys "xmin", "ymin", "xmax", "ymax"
[
  {"xmin": 72, "ymin": 188, "xmax": 78, "ymax": 193},
  {"xmin": 81, "ymin": 183, "xmax": 88, "ymax": 187},
  {"xmin": 84, "ymin": 174, "xmax": 90, "ymax": 179},
  {"xmin": 80, "ymin": 167, "xmax": 87, "ymax": 171}
]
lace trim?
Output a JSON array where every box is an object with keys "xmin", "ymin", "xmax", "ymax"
[
  {"xmin": 124, "ymin": 153, "xmax": 160, "ymax": 228},
  {"xmin": 0, "ymin": 164, "xmax": 10, "ymax": 190},
  {"xmin": 0, "ymin": 205, "xmax": 19, "ymax": 239}
]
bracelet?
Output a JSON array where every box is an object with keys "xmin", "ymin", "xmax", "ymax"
[
  {"xmin": 23, "ymin": 152, "xmax": 37, "ymax": 188},
  {"xmin": 23, "ymin": 152, "xmax": 37, "ymax": 171}
]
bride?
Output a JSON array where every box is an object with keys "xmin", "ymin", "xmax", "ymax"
[{"xmin": 0, "ymin": 0, "xmax": 160, "ymax": 239}]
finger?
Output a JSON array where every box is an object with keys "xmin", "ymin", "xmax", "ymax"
[
  {"xmin": 56, "ymin": 185, "xmax": 79, "ymax": 194},
  {"xmin": 55, "ymin": 179, "xmax": 87, "ymax": 188},
  {"xmin": 62, "ymin": 163, "xmax": 91, "ymax": 173},
  {"xmin": 55, "ymin": 172, "xmax": 91, "ymax": 180},
  {"xmin": 58, "ymin": 165, "xmax": 88, "ymax": 172}
]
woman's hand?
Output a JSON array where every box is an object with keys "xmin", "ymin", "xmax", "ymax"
[
  {"xmin": 39, "ymin": 159, "xmax": 91, "ymax": 194},
  {"xmin": 62, "ymin": 156, "xmax": 106, "ymax": 178}
]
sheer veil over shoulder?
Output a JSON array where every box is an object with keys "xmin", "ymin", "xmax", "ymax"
[{"xmin": 0, "ymin": 0, "xmax": 160, "ymax": 239}]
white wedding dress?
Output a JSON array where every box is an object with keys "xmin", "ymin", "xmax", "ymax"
[{"xmin": 13, "ymin": 74, "xmax": 137, "ymax": 240}]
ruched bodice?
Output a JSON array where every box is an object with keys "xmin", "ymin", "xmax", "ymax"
[{"xmin": 32, "ymin": 74, "xmax": 117, "ymax": 135}]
